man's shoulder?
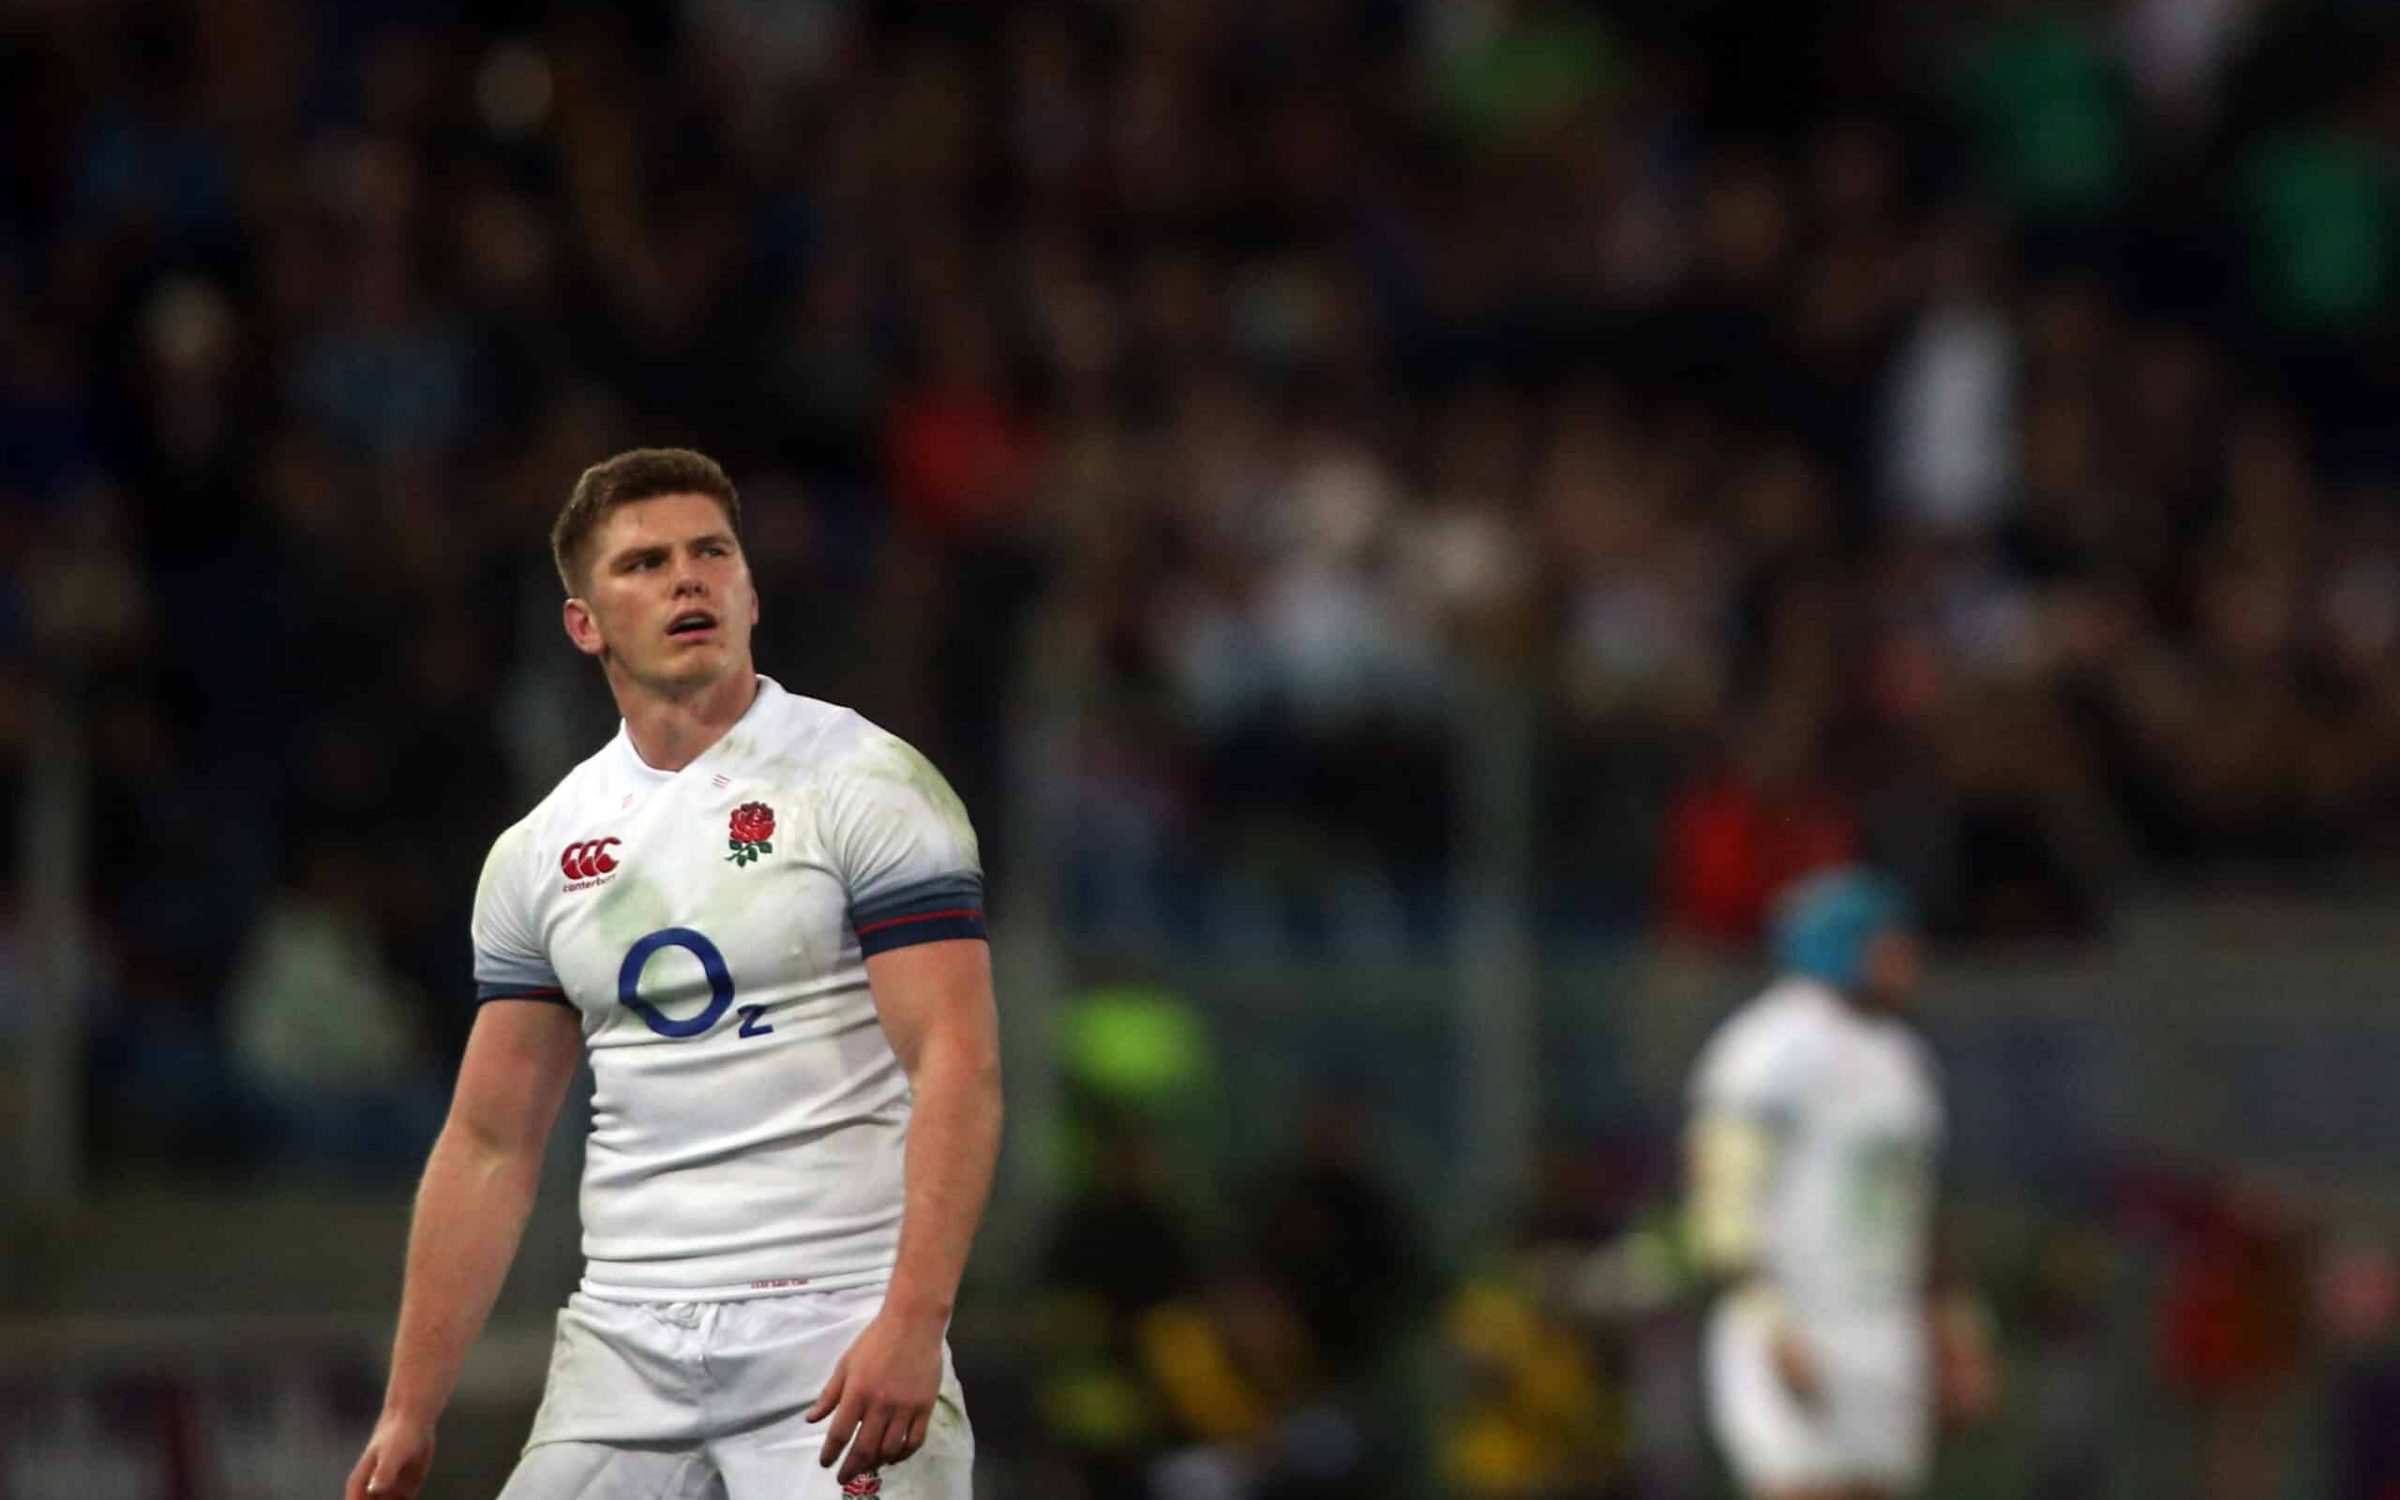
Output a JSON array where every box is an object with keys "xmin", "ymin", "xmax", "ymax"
[
  {"xmin": 1718, "ymin": 979, "xmax": 1833, "ymax": 1047},
  {"xmin": 1692, "ymin": 980, "xmax": 1835, "ymax": 1096},
  {"xmin": 739, "ymin": 683, "xmax": 915, "ymax": 779},
  {"xmin": 768, "ymin": 684, "xmax": 875, "ymax": 754}
]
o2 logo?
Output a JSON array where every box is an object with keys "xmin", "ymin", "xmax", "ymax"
[{"xmin": 618, "ymin": 927, "xmax": 773, "ymax": 1039}]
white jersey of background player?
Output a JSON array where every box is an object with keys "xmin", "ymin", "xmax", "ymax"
[
  {"xmin": 348, "ymin": 449, "xmax": 1002, "ymax": 1500},
  {"xmin": 1685, "ymin": 869, "xmax": 1996, "ymax": 1500}
]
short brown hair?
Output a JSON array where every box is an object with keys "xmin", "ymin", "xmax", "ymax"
[{"xmin": 552, "ymin": 447, "xmax": 742, "ymax": 593}]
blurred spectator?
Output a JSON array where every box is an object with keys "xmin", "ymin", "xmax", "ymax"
[
  {"xmin": 2236, "ymin": 52, "xmax": 2392, "ymax": 340},
  {"xmin": 1658, "ymin": 708, "xmax": 1857, "ymax": 947},
  {"xmin": 1432, "ymin": 0, "xmax": 1622, "ymax": 150},
  {"xmin": 2018, "ymin": 1226, "xmax": 2118, "ymax": 1500},
  {"xmin": 1435, "ymin": 1147, "xmax": 1626, "ymax": 1500},
  {"xmin": 2317, "ymin": 1239, "xmax": 2400, "ymax": 1500},
  {"xmin": 1037, "ymin": 1121, "xmax": 1206, "ymax": 1500},
  {"xmin": 1438, "ymin": 1264, "xmax": 1618, "ymax": 1500},
  {"xmin": 2158, "ymin": 1181, "xmax": 2312, "ymax": 1500},
  {"xmin": 223, "ymin": 835, "xmax": 445, "ymax": 1182},
  {"xmin": 1964, "ymin": 1, "xmax": 2133, "ymax": 239},
  {"xmin": 2120, "ymin": 0, "xmax": 2259, "ymax": 138},
  {"xmin": 1252, "ymin": 1089, "xmax": 1431, "ymax": 1385},
  {"xmin": 1882, "ymin": 206, "xmax": 2019, "ymax": 537},
  {"xmin": 1055, "ymin": 973, "xmax": 1222, "ymax": 1185}
]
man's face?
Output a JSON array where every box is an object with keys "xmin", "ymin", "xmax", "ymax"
[
  {"xmin": 566, "ymin": 493, "xmax": 757, "ymax": 695},
  {"xmin": 1862, "ymin": 929, "xmax": 1923, "ymax": 1012}
]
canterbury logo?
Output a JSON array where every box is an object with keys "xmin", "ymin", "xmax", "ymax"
[{"xmin": 560, "ymin": 838, "xmax": 623, "ymax": 882}]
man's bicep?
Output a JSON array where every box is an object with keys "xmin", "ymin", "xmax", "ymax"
[
  {"xmin": 863, "ymin": 939, "xmax": 997, "ymax": 1078},
  {"xmin": 449, "ymin": 1000, "xmax": 583, "ymax": 1155}
]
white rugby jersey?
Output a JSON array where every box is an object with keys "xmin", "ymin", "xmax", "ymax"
[
  {"xmin": 1688, "ymin": 979, "xmax": 1943, "ymax": 1322},
  {"xmin": 470, "ymin": 676, "xmax": 986, "ymax": 1301}
]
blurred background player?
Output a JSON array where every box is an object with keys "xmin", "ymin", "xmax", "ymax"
[
  {"xmin": 1685, "ymin": 868, "xmax": 1998, "ymax": 1500},
  {"xmin": 344, "ymin": 449, "xmax": 1002, "ymax": 1500}
]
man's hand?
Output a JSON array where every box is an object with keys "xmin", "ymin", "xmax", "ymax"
[
  {"xmin": 808, "ymin": 1309, "xmax": 945, "ymax": 1484},
  {"xmin": 1934, "ymin": 1295, "xmax": 2002, "ymax": 1427},
  {"xmin": 344, "ymin": 1413, "xmax": 435, "ymax": 1500},
  {"xmin": 1770, "ymin": 1320, "xmax": 1823, "ymax": 1411}
]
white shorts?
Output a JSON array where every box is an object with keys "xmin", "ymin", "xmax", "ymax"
[
  {"xmin": 498, "ymin": 1284, "xmax": 973, "ymax": 1500},
  {"xmin": 1703, "ymin": 1294, "xmax": 1930, "ymax": 1496}
]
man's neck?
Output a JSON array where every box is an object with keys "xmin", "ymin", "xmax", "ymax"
[
  {"xmin": 1835, "ymin": 986, "xmax": 1901, "ymax": 1021},
  {"xmin": 612, "ymin": 664, "xmax": 761, "ymax": 773}
]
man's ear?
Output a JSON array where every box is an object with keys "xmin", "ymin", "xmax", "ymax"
[{"xmin": 564, "ymin": 595, "xmax": 607, "ymax": 658}]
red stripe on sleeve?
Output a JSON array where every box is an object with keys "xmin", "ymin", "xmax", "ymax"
[{"xmin": 853, "ymin": 908, "xmax": 984, "ymax": 937}]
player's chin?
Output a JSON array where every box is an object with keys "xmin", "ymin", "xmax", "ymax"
[{"xmin": 641, "ymin": 645, "xmax": 734, "ymax": 689}]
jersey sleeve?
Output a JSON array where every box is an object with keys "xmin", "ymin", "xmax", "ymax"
[
  {"xmin": 822, "ymin": 725, "xmax": 987, "ymax": 957},
  {"xmin": 1688, "ymin": 1005, "xmax": 1810, "ymax": 1129},
  {"xmin": 470, "ymin": 821, "xmax": 567, "ymax": 1006}
]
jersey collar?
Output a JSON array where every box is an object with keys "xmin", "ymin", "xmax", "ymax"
[{"xmin": 608, "ymin": 674, "xmax": 783, "ymax": 785}]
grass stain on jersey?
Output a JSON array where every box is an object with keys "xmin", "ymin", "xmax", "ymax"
[
  {"xmin": 861, "ymin": 738, "xmax": 978, "ymax": 856},
  {"xmin": 594, "ymin": 875, "xmax": 674, "ymax": 952}
]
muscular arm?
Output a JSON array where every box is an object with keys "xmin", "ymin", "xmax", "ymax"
[
  {"xmin": 1686, "ymin": 1109, "xmax": 1825, "ymax": 1406},
  {"xmin": 348, "ymin": 1000, "xmax": 581, "ymax": 1499},
  {"xmin": 809, "ymin": 937, "xmax": 1002, "ymax": 1482},
  {"xmin": 1929, "ymin": 1207, "xmax": 2002, "ymax": 1424},
  {"xmin": 868, "ymin": 937, "xmax": 1003, "ymax": 1325},
  {"xmin": 1686, "ymin": 1110, "xmax": 1778, "ymax": 1291}
]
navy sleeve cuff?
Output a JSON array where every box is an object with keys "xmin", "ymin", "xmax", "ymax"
[
  {"xmin": 475, "ymin": 983, "xmax": 574, "ymax": 1008},
  {"xmin": 851, "ymin": 873, "xmax": 987, "ymax": 957}
]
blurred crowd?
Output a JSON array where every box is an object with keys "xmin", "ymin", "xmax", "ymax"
[{"xmin": 0, "ymin": 0, "xmax": 2392, "ymax": 1216}]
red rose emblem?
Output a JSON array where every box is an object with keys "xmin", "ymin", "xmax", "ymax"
[
  {"xmin": 842, "ymin": 1476, "xmax": 881, "ymax": 1497},
  {"xmin": 726, "ymin": 801, "xmax": 776, "ymax": 866},
  {"xmin": 729, "ymin": 802, "xmax": 776, "ymax": 844}
]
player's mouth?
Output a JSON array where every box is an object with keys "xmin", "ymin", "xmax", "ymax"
[{"xmin": 666, "ymin": 608, "xmax": 720, "ymax": 641}]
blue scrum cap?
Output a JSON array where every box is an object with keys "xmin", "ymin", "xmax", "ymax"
[{"xmin": 1770, "ymin": 867, "xmax": 1915, "ymax": 991}]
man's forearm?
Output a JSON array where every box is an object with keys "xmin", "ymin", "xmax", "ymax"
[
  {"xmin": 380, "ymin": 1126, "xmax": 546, "ymax": 1423},
  {"xmin": 884, "ymin": 1041, "xmax": 1002, "ymax": 1325},
  {"xmin": 1687, "ymin": 1113, "xmax": 1775, "ymax": 1292}
]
